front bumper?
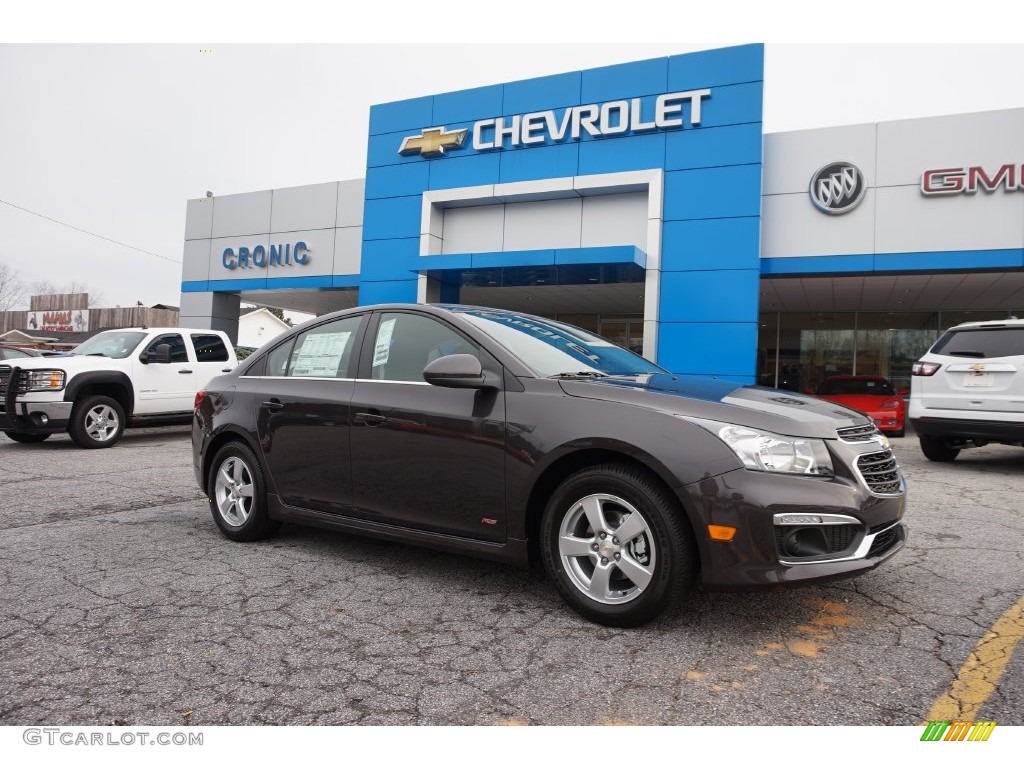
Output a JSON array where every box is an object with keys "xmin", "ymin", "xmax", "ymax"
[
  {"xmin": 681, "ymin": 465, "xmax": 907, "ymax": 589},
  {"xmin": 0, "ymin": 399, "xmax": 72, "ymax": 434},
  {"xmin": 910, "ymin": 416, "xmax": 1024, "ymax": 443}
]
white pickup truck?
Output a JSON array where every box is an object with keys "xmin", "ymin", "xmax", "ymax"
[{"xmin": 0, "ymin": 328, "xmax": 237, "ymax": 448}]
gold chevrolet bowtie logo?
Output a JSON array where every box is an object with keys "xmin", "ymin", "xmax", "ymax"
[{"xmin": 398, "ymin": 126, "xmax": 468, "ymax": 157}]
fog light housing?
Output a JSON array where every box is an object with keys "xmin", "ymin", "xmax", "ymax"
[{"xmin": 782, "ymin": 528, "xmax": 829, "ymax": 558}]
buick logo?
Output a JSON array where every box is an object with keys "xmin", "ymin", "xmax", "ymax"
[{"xmin": 809, "ymin": 161, "xmax": 866, "ymax": 215}]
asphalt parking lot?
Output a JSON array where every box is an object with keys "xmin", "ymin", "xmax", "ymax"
[{"xmin": 0, "ymin": 426, "xmax": 1021, "ymax": 726}]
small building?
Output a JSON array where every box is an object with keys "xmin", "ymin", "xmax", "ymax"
[{"xmin": 237, "ymin": 307, "xmax": 291, "ymax": 349}]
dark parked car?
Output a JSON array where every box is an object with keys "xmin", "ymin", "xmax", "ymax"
[{"xmin": 193, "ymin": 305, "xmax": 907, "ymax": 626}]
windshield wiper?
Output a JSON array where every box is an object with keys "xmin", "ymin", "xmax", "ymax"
[{"xmin": 548, "ymin": 371, "xmax": 608, "ymax": 379}]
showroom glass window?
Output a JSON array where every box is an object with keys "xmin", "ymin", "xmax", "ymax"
[
  {"xmin": 370, "ymin": 312, "xmax": 478, "ymax": 383},
  {"xmin": 144, "ymin": 334, "xmax": 189, "ymax": 363}
]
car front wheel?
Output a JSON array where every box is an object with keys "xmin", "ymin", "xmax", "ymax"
[
  {"xmin": 68, "ymin": 395, "xmax": 125, "ymax": 448},
  {"xmin": 208, "ymin": 442, "xmax": 277, "ymax": 541},
  {"xmin": 541, "ymin": 464, "xmax": 696, "ymax": 627}
]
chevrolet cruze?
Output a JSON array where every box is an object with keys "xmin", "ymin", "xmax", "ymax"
[{"xmin": 193, "ymin": 305, "xmax": 907, "ymax": 626}]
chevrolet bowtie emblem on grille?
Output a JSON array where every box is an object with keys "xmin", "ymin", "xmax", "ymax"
[
  {"xmin": 398, "ymin": 126, "xmax": 468, "ymax": 157},
  {"xmin": 969, "ymin": 363, "xmax": 986, "ymax": 370}
]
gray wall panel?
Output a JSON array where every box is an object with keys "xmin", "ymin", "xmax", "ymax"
[
  {"xmin": 337, "ymin": 179, "xmax": 366, "ymax": 227},
  {"xmin": 211, "ymin": 191, "xmax": 272, "ymax": 238},
  {"xmin": 875, "ymin": 185, "xmax": 1024, "ymax": 253},
  {"xmin": 334, "ymin": 227, "xmax": 363, "ymax": 274},
  {"xmin": 182, "ymin": 239, "xmax": 212, "ymax": 281},
  {"xmin": 876, "ymin": 109, "xmax": 1024, "ymax": 187},
  {"xmin": 209, "ymin": 235, "xmax": 270, "ymax": 282},
  {"xmin": 270, "ymin": 182, "xmax": 339, "ymax": 233},
  {"xmin": 763, "ymin": 124, "xmax": 876, "ymax": 195},
  {"xmin": 184, "ymin": 199, "xmax": 214, "ymax": 240},
  {"xmin": 761, "ymin": 190, "xmax": 876, "ymax": 258}
]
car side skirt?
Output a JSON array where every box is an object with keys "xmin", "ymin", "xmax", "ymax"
[{"xmin": 267, "ymin": 494, "xmax": 529, "ymax": 566}]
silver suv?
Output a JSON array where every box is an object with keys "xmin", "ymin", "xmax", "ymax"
[{"xmin": 909, "ymin": 319, "xmax": 1024, "ymax": 461}]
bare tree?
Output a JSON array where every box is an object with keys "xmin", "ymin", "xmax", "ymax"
[{"xmin": 0, "ymin": 262, "xmax": 27, "ymax": 312}]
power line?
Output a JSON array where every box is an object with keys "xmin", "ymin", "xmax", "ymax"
[{"xmin": 0, "ymin": 197, "xmax": 181, "ymax": 265}]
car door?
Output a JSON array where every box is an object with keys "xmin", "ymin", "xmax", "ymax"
[
  {"xmin": 189, "ymin": 332, "xmax": 237, "ymax": 388},
  {"xmin": 133, "ymin": 333, "xmax": 195, "ymax": 413},
  {"xmin": 252, "ymin": 314, "xmax": 366, "ymax": 516},
  {"xmin": 349, "ymin": 310, "xmax": 507, "ymax": 542}
]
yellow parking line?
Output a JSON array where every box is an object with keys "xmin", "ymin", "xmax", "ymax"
[{"xmin": 926, "ymin": 594, "xmax": 1024, "ymax": 722}]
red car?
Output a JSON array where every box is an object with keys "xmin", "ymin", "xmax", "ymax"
[{"xmin": 814, "ymin": 375, "xmax": 907, "ymax": 437}]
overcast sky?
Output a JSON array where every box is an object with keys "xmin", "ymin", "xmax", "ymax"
[{"xmin": 1, "ymin": 39, "xmax": 1022, "ymax": 310}]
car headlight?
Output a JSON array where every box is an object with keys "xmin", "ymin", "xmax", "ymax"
[
  {"xmin": 689, "ymin": 419, "xmax": 834, "ymax": 476},
  {"xmin": 22, "ymin": 369, "xmax": 66, "ymax": 391}
]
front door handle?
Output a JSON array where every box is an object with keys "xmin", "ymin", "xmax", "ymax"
[
  {"xmin": 179, "ymin": 369, "xmax": 193, "ymax": 374},
  {"xmin": 354, "ymin": 410, "xmax": 386, "ymax": 426},
  {"xmin": 263, "ymin": 399, "xmax": 285, "ymax": 412}
]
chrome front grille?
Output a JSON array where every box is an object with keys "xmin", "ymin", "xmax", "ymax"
[
  {"xmin": 837, "ymin": 423, "xmax": 880, "ymax": 443},
  {"xmin": 857, "ymin": 449, "xmax": 902, "ymax": 495},
  {"xmin": 0, "ymin": 365, "xmax": 10, "ymax": 397}
]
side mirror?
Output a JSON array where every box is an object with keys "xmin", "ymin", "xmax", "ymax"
[
  {"xmin": 144, "ymin": 343, "xmax": 173, "ymax": 365},
  {"xmin": 423, "ymin": 354, "xmax": 493, "ymax": 389}
]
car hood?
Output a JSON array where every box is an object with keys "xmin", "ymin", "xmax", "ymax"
[
  {"xmin": 2, "ymin": 355, "xmax": 129, "ymax": 372},
  {"xmin": 558, "ymin": 374, "xmax": 871, "ymax": 439}
]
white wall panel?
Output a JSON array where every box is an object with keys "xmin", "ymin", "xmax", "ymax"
[
  {"xmin": 581, "ymin": 192, "xmax": 648, "ymax": 249},
  {"xmin": 441, "ymin": 204, "xmax": 505, "ymax": 254},
  {"xmin": 503, "ymin": 198, "xmax": 583, "ymax": 251}
]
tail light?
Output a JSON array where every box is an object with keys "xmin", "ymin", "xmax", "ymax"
[
  {"xmin": 194, "ymin": 390, "xmax": 208, "ymax": 410},
  {"xmin": 912, "ymin": 361, "xmax": 940, "ymax": 376},
  {"xmin": 880, "ymin": 399, "xmax": 902, "ymax": 410}
]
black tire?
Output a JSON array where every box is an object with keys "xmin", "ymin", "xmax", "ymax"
[
  {"xmin": 540, "ymin": 463, "xmax": 696, "ymax": 628},
  {"xmin": 3, "ymin": 430, "xmax": 50, "ymax": 443},
  {"xmin": 68, "ymin": 395, "xmax": 126, "ymax": 449},
  {"xmin": 919, "ymin": 435, "xmax": 960, "ymax": 462},
  {"xmin": 207, "ymin": 441, "xmax": 278, "ymax": 542}
]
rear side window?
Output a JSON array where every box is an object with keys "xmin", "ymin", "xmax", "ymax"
[
  {"xmin": 931, "ymin": 328, "xmax": 1024, "ymax": 359},
  {"xmin": 191, "ymin": 334, "xmax": 229, "ymax": 362},
  {"xmin": 265, "ymin": 340, "xmax": 294, "ymax": 376}
]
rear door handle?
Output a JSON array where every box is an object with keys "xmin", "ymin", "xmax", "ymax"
[
  {"xmin": 221, "ymin": 368, "xmax": 233, "ymax": 372},
  {"xmin": 179, "ymin": 369, "xmax": 193, "ymax": 374},
  {"xmin": 263, "ymin": 399, "xmax": 285, "ymax": 412},
  {"xmin": 354, "ymin": 410, "xmax": 386, "ymax": 426}
]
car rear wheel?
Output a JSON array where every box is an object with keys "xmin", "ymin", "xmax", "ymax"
[
  {"xmin": 208, "ymin": 442, "xmax": 278, "ymax": 541},
  {"xmin": 68, "ymin": 395, "xmax": 125, "ymax": 448},
  {"xmin": 919, "ymin": 435, "xmax": 960, "ymax": 462},
  {"xmin": 3, "ymin": 430, "xmax": 50, "ymax": 443},
  {"xmin": 541, "ymin": 464, "xmax": 696, "ymax": 627}
]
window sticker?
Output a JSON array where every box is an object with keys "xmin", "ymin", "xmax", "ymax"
[
  {"xmin": 373, "ymin": 317, "xmax": 397, "ymax": 368},
  {"xmin": 290, "ymin": 331, "xmax": 351, "ymax": 377}
]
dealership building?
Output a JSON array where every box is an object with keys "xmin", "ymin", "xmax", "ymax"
[{"xmin": 179, "ymin": 43, "xmax": 1024, "ymax": 392}]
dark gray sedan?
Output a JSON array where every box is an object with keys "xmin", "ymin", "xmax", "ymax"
[{"xmin": 193, "ymin": 304, "xmax": 906, "ymax": 626}]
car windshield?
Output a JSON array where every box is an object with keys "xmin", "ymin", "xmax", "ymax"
[
  {"xmin": 72, "ymin": 331, "xmax": 148, "ymax": 359},
  {"xmin": 459, "ymin": 310, "xmax": 666, "ymax": 377},
  {"xmin": 819, "ymin": 378, "xmax": 895, "ymax": 396}
]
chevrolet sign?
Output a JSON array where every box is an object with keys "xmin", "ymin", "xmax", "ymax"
[{"xmin": 398, "ymin": 89, "xmax": 712, "ymax": 156}]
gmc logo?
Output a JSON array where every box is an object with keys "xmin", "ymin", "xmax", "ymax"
[{"xmin": 921, "ymin": 163, "xmax": 1023, "ymax": 196}]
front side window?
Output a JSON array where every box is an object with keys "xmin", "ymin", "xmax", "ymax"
[
  {"xmin": 370, "ymin": 313, "xmax": 478, "ymax": 383},
  {"xmin": 143, "ymin": 334, "xmax": 189, "ymax": 363},
  {"xmin": 191, "ymin": 333, "xmax": 229, "ymax": 362},
  {"xmin": 286, "ymin": 316, "xmax": 363, "ymax": 378}
]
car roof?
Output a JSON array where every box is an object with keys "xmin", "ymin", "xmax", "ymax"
[{"xmin": 948, "ymin": 318, "xmax": 1024, "ymax": 330}]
